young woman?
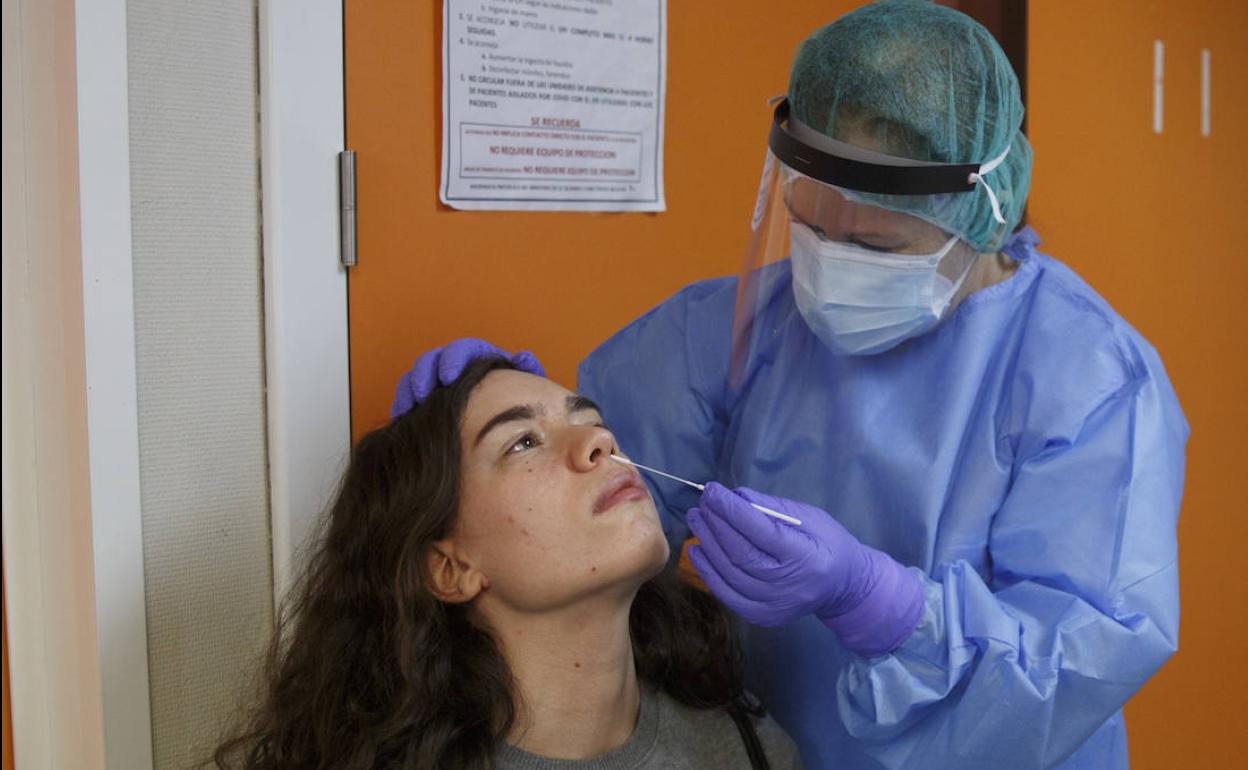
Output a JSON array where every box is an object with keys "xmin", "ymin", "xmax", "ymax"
[{"xmin": 212, "ymin": 357, "xmax": 801, "ymax": 770}]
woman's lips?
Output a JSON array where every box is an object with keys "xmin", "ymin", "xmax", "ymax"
[{"xmin": 594, "ymin": 470, "xmax": 647, "ymax": 514}]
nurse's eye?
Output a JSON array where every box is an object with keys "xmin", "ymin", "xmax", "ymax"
[
  {"xmin": 792, "ymin": 216, "xmax": 828, "ymax": 240},
  {"xmin": 505, "ymin": 432, "xmax": 542, "ymax": 455},
  {"xmin": 849, "ymin": 235, "xmax": 902, "ymax": 252}
]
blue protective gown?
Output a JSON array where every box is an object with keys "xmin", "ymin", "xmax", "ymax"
[{"xmin": 578, "ymin": 228, "xmax": 1187, "ymax": 769}]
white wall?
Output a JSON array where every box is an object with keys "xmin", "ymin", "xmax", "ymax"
[{"xmin": 125, "ymin": 0, "xmax": 274, "ymax": 767}]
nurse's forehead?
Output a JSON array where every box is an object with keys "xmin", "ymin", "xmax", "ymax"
[{"xmin": 790, "ymin": 182, "xmax": 930, "ymax": 230}]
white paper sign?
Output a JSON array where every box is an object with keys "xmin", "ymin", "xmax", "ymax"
[{"xmin": 441, "ymin": 0, "xmax": 666, "ymax": 211}]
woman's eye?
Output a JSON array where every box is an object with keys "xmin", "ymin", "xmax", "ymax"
[{"xmin": 506, "ymin": 433, "xmax": 541, "ymax": 455}]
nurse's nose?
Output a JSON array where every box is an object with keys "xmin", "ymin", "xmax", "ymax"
[{"xmin": 570, "ymin": 425, "xmax": 617, "ymax": 472}]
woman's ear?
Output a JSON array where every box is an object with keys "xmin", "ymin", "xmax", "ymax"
[{"xmin": 426, "ymin": 539, "xmax": 488, "ymax": 604}]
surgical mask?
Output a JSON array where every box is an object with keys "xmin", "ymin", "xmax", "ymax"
[{"xmin": 789, "ymin": 221, "xmax": 974, "ymax": 356}]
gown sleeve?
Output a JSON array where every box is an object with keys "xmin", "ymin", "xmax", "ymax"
[
  {"xmin": 578, "ymin": 278, "xmax": 736, "ymax": 557},
  {"xmin": 836, "ymin": 336, "xmax": 1188, "ymax": 769}
]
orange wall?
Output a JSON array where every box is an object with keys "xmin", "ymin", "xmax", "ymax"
[
  {"xmin": 1029, "ymin": 1, "xmax": 1247, "ymax": 766},
  {"xmin": 346, "ymin": 0, "xmax": 1243, "ymax": 762}
]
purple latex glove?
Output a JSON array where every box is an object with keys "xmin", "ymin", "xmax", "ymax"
[
  {"xmin": 687, "ymin": 482, "xmax": 923, "ymax": 658},
  {"xmin": 391, "ymin": 338, "xmax": 545, "ymax": 418}
]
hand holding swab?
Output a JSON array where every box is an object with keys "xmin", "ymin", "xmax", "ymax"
[{"xmin": 610, "ymin": 454, "xmax": 803, "ymax": 526}]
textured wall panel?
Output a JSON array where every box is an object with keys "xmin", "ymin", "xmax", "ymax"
[{"xmin": 126, "ymin": 1, "xmax": 272, "ymax": 767}]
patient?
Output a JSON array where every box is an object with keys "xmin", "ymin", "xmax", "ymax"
[{"xmin": 212, "ymin": 357, "xmax": 801, "ymax": 769}]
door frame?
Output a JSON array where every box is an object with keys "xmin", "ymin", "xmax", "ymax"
[
  {"xmin": 4, "ymin": 0, "xmax": 153, "ymax": 766},
  {"xmin": 75, "ymin": 0, "xmax": 155, "ymax": 766},
  {"xmin": 258, "ymin": 0, "xmax": 351, "ymax": 604}
]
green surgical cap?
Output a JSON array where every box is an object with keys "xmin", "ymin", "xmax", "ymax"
[{"xmin": 788, "ymin": 0, "xmax": 1032, "ymax": 252}]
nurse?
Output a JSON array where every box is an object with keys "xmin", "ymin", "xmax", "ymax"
[{"xmin": 393, "ymin": 2, "xmax": 1187, "ymax": 767}]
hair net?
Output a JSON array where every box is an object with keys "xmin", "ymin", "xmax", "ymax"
[{"xmin": 788, "ymin": 0, "xmax": 1032, "ymax": 252}]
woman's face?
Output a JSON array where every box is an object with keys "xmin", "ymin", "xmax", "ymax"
[{"xmin": 451, "ymin": 369, "xmax": 669, "ymax": 613}]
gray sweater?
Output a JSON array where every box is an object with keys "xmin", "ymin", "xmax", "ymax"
[{"xmin": 495, "ymin": 688, "xmax": 803, "ymax": 770}]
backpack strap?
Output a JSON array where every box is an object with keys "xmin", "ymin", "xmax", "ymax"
[{"xmin": 726, "ymin": 703, "xmax": 772, "ymax": 770}]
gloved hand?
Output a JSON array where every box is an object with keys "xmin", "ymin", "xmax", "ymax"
[
  {"xmin": 687, "ymin": 482, "xmax": 924, "ymax": 658},
  {"xmin": 391, "ymin": 338, "xmax": 545, "ymax": 418}
]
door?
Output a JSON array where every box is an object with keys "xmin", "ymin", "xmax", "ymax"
[{"xmin": 343, "ymin": 0, "xmax": 867, "ymax": 437}]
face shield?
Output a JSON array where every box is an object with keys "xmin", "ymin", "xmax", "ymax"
[{"xmin": 729, "ymin": 99, "xmax": 1009, "ymax": 383}]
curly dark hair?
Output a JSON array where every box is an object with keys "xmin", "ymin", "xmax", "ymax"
[{"xmin": 211, "ymin": 357, "xmax": 758, "ymax": 770}]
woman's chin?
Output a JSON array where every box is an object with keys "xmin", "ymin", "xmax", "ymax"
[
  {"xmin": 631, "ymin": 521, "xmax": 672, "ymax": 583},
  {"xmin": 593, "ymin": 526, "xmax": 670, "ymax": 595}
]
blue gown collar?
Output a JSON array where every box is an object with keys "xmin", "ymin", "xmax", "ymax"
[
  {"xmin": 952, "ymin": 225, "xmax": 1043, "ymax": 318},
  {"xmin": 1003, "ymin": 224, "xmax": 1041, "ymax": 261}
]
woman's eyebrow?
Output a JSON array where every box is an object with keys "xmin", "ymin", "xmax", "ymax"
[
  {"xmin": 566, "ymin": 394, "xmax": 602, "ymax": 415},
  {"xmin": 473, "ymin": 404, "xmax": 538, "ymax": 447},
  {"xmin": 473, "ymin": 396, "xmax": 602, "ymax": 447}
]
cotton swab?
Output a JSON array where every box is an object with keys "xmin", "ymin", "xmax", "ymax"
[
  {"xmin": 612, "ymin": 455, "xmax": 705, "ymax": 494},
  {"xmin": 610, "ymin": 454, "xmax": 802, "ymax": 526}
]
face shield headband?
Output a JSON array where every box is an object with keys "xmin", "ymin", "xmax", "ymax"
[
  {"xmin": 728, "ymin": 101, "xmax": 1011, "ymax": 387},
  {"xmin": 768, "ymin": 98, "xmax": 1009, "ymax": 224}
]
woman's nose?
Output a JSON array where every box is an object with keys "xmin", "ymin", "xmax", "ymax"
[{"xmin": 570, "ymin": 425, "xmax": 616, "ymax": 471}]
